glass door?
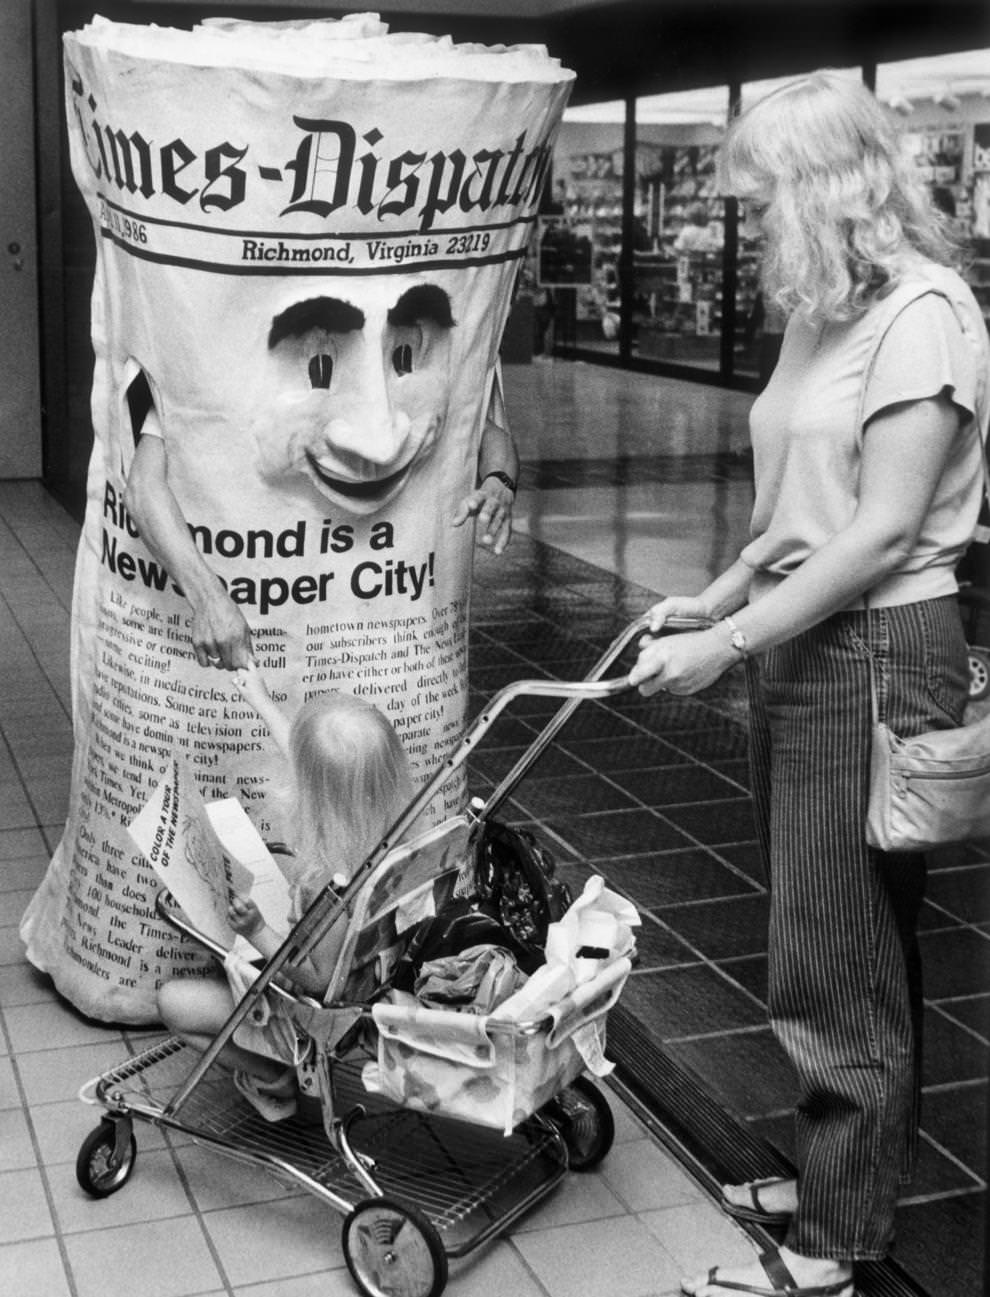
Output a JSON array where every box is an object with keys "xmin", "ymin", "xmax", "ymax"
[
  {"xmin": 544, "ymin": 100, "xmax": 626, "ymax": 359},
  {"xmin": 632, "ymin": 86, "xmax": 729, "ymax": 376}
]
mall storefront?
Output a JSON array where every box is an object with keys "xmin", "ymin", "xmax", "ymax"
[{"xmin": 532, "ymin": 50, "xmax": 990, "ymax": 391}]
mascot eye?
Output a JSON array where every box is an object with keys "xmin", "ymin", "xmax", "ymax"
[
  {"xmin": 392, "ymin": 344, "xmax": 413, "ymax": 376},
  {"xmin": 308, "ymin": 354, "xmax": 333, "ymax": 389}
]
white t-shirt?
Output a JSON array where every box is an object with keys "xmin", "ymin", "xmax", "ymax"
[{"xmin": 742, "ymin": 261, "xmax": 989, "ymax": 608}]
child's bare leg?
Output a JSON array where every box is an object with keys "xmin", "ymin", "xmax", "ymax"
[{"xmin": 157, "ymin": 975, "xmax": 290, "ymax": 1084}]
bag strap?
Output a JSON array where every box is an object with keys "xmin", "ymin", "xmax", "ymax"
[{"xmin": 864, "ymin": 604, "xmax": 884, "ymax": 727}]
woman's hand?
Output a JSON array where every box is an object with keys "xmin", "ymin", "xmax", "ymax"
[
  {"xmin": 629, "ymin": 625, "xmax": 737, "ymax": 697},
  {"xmin": 227, "ymin": 894, "xmax": 264, "ymax": 938},
  {"xmin": 190, "ymin": 585, "xmax": 253, "ymax": 671},
  {"xmin": 642, "ymin": 594, "xmax": 713, "ymax": 634},
  {"xmin": 452, "ymin": 478, "xmax": 515, "ymax": 555}
]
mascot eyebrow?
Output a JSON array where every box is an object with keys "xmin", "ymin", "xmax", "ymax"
[
  {"xmin": 268, "ymin": 297, "xmax": 364, "ymax": 347},
  {"xmin": 266, "ymin": 286, "xmax": 456, "ymax": 349},
  {"xmin": 386, "ymin": 284, "xmax": 456, "ymax": 330}
]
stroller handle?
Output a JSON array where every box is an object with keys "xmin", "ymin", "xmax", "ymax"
[
  {"xmin": 470, "ymin": 610, "xmax": 711, "ymax": 822},
  {"xmin": 302, "ymin": 610, "xmax": 710, "ymax": 914}
]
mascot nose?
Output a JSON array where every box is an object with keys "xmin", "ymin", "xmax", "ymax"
[{"xmin": 328, "ymin": 344, "xmax": 410, "ymax": 465}]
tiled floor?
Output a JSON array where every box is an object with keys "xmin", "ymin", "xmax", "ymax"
[{"xmin": 1, "ymin": 359, "xmax": 987, "ymax": 1297}]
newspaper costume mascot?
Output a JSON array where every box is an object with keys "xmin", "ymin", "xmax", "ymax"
[{"xmin": 21, "ymin": 14, "xmax": 573, "ymax": 1023}]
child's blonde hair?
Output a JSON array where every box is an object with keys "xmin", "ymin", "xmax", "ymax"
[
  {"xmin": 721, "ymin": 70, "xmax": 957, "ymax": 321},
  {"xmin": 288, "ymin": 691, "xmax": 414, "ymax": 885}
]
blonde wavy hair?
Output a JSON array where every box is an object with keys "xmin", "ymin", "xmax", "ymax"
[
  {"xmin": 288, "ymin": 691, "xmax": 414, "ymax": 887},
  {"xmin": 721, "ymin": 70, "xmax": 957, "ymax": 321}
]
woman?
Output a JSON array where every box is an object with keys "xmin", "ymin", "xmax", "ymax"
[{"xmin": 629, "ymin": 73, "xmax": 989, "ymax": 1297}]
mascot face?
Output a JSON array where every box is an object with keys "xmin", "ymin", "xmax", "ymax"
[{"xmin": 251, "ymin": 281, "xmax": 454, "ymax": 514}]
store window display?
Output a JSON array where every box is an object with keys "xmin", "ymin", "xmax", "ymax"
[
  {"xmin": 547, "ymin": 101, "xmax": 624, "ymax": 355},
  {"xmin": 673, "ymin": 202, "xmax": 723, "ymax": 254},
  {"xmin": 876, "ymin": 50, "xmax": 990, "ymax": 337},
  {"xmin": 624, "ymin": 86, "xmax": 730, "ymax": 372},
  {"xmin": 634, "ymin": 121, "xmax": 727, "ymax": 371}
]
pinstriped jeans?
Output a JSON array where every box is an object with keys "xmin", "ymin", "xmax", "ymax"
[{"xmin": 746, "ymin": 596, "xmax": 969, "ymax": 1259}]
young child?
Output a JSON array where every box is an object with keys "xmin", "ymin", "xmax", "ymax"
[{"xmin": 157, "ymin": 663, "xmax": 414, "ymax": 1120}]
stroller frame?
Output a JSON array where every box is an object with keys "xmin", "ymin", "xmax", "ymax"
[{"xmin": 77, "ymin": 614, "xmax": 681, "ymax": 1297}]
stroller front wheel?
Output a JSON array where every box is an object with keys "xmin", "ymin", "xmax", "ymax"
[
  {"xmin": 342, "ymin": 1195, "xmax": 448, "ymax": 1297},
  {"xmin": 542, "ymin": 1075, "xmax": 615, "ymax": 1170},
  {"xmin": 76, "ymin": 1118, "xmax": 137, "ymax": 1197}
]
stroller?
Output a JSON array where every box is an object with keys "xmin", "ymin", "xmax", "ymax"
[{"xmin": 76, "ymin": 616, "xmax": 667, "ymax": 1297}]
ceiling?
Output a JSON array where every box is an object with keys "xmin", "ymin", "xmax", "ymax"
[
  {"xmin": 564, "ymin": 49, "xmax": 990, "ymax": 122},
  {"xmin": 92, "ymin": 1, "xmax": 990, "ymax": 105}
]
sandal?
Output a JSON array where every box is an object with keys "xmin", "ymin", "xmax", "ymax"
[
  {"xmin": 683, "ymin": 1248, "xmax": 854, "ymax": 1297},
  {"xmin": 720, "ymin": 1177, "xmax": 795, "ymax": 1226}
]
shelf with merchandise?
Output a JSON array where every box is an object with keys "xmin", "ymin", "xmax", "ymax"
[
  {"xmin": 964, "ymin": 249, "xmax": 990, "ymax": 328},
  {"xmin": 633, "ymin": 247, "xmax": 723, "ymax": 336}
]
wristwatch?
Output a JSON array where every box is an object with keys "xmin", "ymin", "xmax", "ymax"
[
  {"xmin": 721, "ymin": 614, "xmax": 748, "ymax": 659},
  {"xmin": 482, "ymin": 470, "xmax": 517, "ymax": 494}
]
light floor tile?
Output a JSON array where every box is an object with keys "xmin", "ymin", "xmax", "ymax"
[
  {"xmin": 0, "ymin": 1167, "xmax": 55, "ymax": 1243},
  {"xmin": 448, "ymin": 1237, "xmax": 553, "ymax": 1297},
  {"xmin": 235, "ymin": 1272, "xmax": 362, "ymax": 1297},
  {"xmin": 0, "ymin": 960, "xmax": 59, "ymax": 1007},
  {"xmin": 30, "ymin": 1095, "xmax": 169, "ymax": 1167},
  {"xmin": 16, "ymin": 1041, "xmax": 137, "ymax": 1105},
  {"xmin": 4, "ymin": 1000, "xmax": 126, "ymax": 1054},
  {"xmin": 202, "ymin": 1195, "xmax": 348, "ymax": 1288},
  {"xmin": 0, "ymin": 1237, "xmax": 72, "ymax": 1297},
  {"xmin": 0, "ymin": 1105, "xmax": 37, "ymax": 1171},
  {"xmin": 599, "ymin": 1136, "xmax": 708, "ymax": 1212},
  {"xmin": 0, "ymin": 925, "xmax": 27, "ymax": 965},
  {"xmin": 23, "ymin": 786, "xmax": 70, "ymax": 823},
  {"xmin": 0, "ymin": 854, "xmax": 49, "ymax": 891},
  {"xmin": 513, "ymin": 1214, "xmax": 683, "ymax": 1297},
  {"xmin": 0, "ymin": 887, "xmax": 34, "ymax": 925},
  {"xmin": 39, "ymin": 824, "xmax": 68, "ymax": 853},
  {"xmin": 49, "ymin": 1146, "xmax": 192, "ymax": 1234},
  {"xmin": 0, "ymin": 1056, "xmax": 20, "ymax": 1108},
  {"xmin": 176, "ymin": 1142, "xmax": 301, "ymax": 1211},
  {"xmin": 0, "ymin": 785, "xmax": 34, "ymax": 829},
  {"xmin": 640, "ymin": 1200, "xmax": 756, "ymax": 1279},
  {"xmin": 511, "ymin": 1166, "xmax": 628, "ymax": 1231},
  {"xmin": 0, "ymin": 827, "xmax": 48, "ymax": 861},
  {"xmin": 608, "ymin": 1090, "xmax": 652, "ymax": 1144},
  {"xmin": 63, "ymin": 1215, "xmax": 223, "ymax": 1297}
]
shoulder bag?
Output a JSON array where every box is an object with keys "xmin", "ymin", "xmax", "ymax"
[{"xmin": 866, "ymin": 663, "xmax": 990, "ymax": 852}]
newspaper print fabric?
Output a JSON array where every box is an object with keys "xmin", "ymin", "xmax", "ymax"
[{"xmin": 20, "ymin": 14, "xmax": 572, "ymax": 1022}]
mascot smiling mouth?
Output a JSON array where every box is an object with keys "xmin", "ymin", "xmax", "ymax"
[{"xmin": 304, "ymin": 452, "xmax": 413, "ymax": 502}]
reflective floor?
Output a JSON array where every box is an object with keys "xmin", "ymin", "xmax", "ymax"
[{"xmin": 0, "ymin": 358, "xmax": 986, "ymax": 1297}]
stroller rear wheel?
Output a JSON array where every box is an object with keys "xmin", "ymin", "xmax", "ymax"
[
  {"xmin": 542, "ymin": 1075, "xmax": 615, "ymax": 1170},
  {"xmin": 342, "ymin": 1195, "xmax": 448, "ymax": 1297},
  {"xmin": 76, "ymin": 1118, "xmax": 137, "ymax": 1197}
]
